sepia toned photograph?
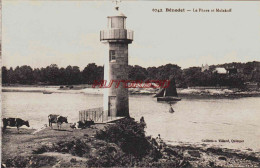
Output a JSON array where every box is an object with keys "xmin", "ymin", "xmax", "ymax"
[{"xmin": 1, "ymin": 0, "xmax": 260, "ymax": 167}]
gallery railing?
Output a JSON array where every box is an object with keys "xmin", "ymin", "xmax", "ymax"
[{"xmin": 100, "ymin": 29, "xmax": 133, "ymax": 41}]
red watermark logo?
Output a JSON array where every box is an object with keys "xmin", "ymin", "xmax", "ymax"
[{"xmin": 92, "ymin": 80, "xmax": 170, "ymax": 88}]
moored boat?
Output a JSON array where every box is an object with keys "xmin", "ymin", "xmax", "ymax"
[
  {"xmin": 43, "ymin": 91, "xmax": 52, "ymax": 94},
  {"xmin": 157, "ymin": 97, "xmax": 181, "ymax": 101},
  {"xmin": 155, "ymin": 77, "xmax": 181, "ymax": 102}
]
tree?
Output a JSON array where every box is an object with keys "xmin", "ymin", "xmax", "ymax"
[
  {"xmin": 71, "ymin": 66, "xmax": 82, "ymax": 84},
  {"xmin": 147, "ymin": 67, "xmax": 157, "ymax": 80},
  {"xmin": 45, "ymin": 64, "xmax": 60, "ymax": 84},
  {"xmin": 82, "ymin": 63, "xmax": 103, "ymax": 84},
  {"xmin": 33, "ymin": 68, "xmax": 41, "ymax": 84},
  {"xmin": 128, "ymin": 65, "xmax": 147, "ymax": 81},
  {"xmin": 2, "ymin": 66, "xmax": 8, "ymax": 84},
  {"xmin": 13, "ymin": 66, "xmax": 34, "ymax": 84},
  {"xmin": 183, "ymin": 67, "xmax": 201, "ymax": 87}
]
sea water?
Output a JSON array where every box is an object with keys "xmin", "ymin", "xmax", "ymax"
[{"xmin": 2, "ymin": 89, "xmax": 260, "ymax": 152}]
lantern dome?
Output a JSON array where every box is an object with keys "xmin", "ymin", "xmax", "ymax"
[
  {"xmin": 100, "ymin": 2, "xmax": 133, "ymax": 43},
  {"xmin": 108, "ymin": 6, "xmax": 126, "ymax": 18}
]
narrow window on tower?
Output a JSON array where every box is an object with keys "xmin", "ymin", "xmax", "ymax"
[
  {"xmin": 109, "ymin": 50, "xmax": 116, "ymax": 62},
  {"xmin": 123, "ymin": 18, "xmax": 126, "ymax": 29}
]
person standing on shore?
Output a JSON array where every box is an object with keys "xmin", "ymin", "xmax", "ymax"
[{"xmin": 140, "ymin": 116, "xmax": 146, "ymax": 128}]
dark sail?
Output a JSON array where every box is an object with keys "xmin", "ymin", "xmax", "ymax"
[
  {"xmin": 154, "ymin": 88, "xmax": 165, "ymax": 97},
  {"xmin": 165, "ymin": 78, "xmax": 178, "ymax": 97}
]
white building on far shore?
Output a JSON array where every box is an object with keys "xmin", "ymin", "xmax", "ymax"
[
  {"xmin": 213, "ymin": 67, "xmax": 227, "ymax": 74},
  {"xmin": 201, "ymin": 64, "xmax": 209, "ymax": 72}
]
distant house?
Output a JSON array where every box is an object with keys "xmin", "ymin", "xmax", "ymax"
[
  {"xmin": 201, "ymin": 64, "xmax": 209, "ymax": 72},
  {"xmin": 213, "ymin": 67, "xmax": 227, "ymax": 74},
  {"xmin": 226, "ymin": 67, "xmax": 238, "ymax": 75}
]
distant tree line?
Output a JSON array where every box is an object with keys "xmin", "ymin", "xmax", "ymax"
[
  {"xmin": 1, "ymin": 64, "xmax": 103, "ymax": 85},
  {"xmin": 2, "ymin": 61, "xmax": 260, "ymax": 88}
]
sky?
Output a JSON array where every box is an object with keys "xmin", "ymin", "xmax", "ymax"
[{"xmin": 2, "ymin": 1, "xmax": 260, "ymax": 70}]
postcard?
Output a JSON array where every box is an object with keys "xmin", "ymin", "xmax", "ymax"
[{"xmin": 1, "ymin": 0, "xmax": 260, "ymax": 167}]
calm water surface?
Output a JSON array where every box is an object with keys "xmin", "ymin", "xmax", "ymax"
[{"xmin": 2, "ymin": 91, "xmax": 260, "ymax": 152}]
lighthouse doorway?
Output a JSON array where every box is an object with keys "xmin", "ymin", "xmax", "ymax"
[{"xmin": 108, "ymin": 96, "xmax": 116, "ymax": 117}]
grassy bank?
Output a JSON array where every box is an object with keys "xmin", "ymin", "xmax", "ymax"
[{"xmin": 2, "ymin": 118, "xmax": 259, "ymax": 167}]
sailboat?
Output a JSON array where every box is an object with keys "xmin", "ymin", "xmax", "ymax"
[{"xmin": 154, "ymin": 78, "xmax": 181, "ymax": 102}]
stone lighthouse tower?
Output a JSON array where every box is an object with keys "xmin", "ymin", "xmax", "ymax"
[{"xmin": 100, "ymin": 2, "xmax": 133, "ymax": 118}]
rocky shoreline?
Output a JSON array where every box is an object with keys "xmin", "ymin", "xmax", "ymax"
[
  {"xmin": 2, "ymin": 119, "xmax": 260, "ymax": 167},
  {"xmin": 2, "ymin": 86, "xmax": 260, "ymax": 99}
]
